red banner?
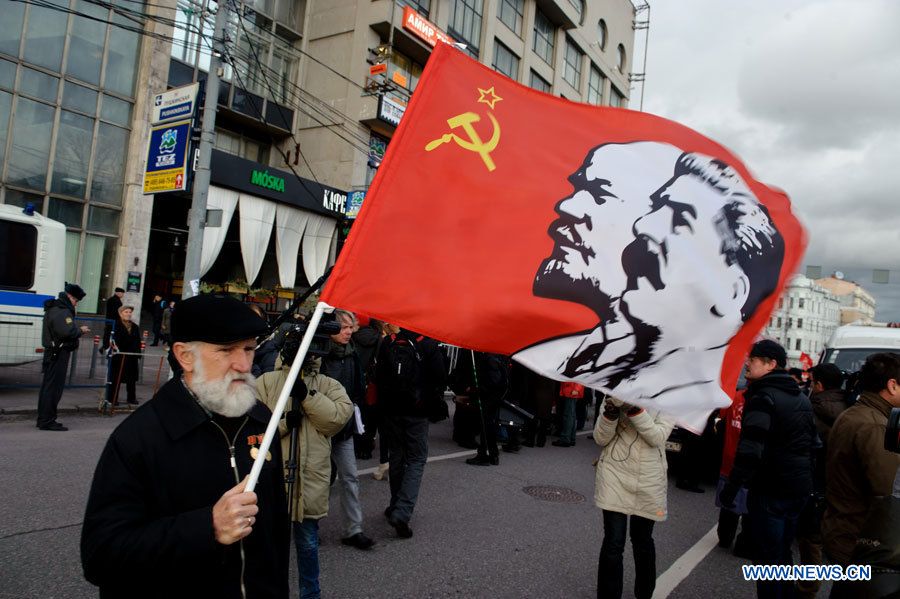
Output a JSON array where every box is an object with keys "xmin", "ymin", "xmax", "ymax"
[{"xmin": 321, "ymin": 44, "xmax": 806, "ymax": 429}]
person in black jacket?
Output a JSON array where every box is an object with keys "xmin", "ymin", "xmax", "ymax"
[
  {"xmin": 377, "ymin": 325, "xmax": 447, "ymax": 538},
  {"xmin": 100, "ymin": 287, "xmax": 124, "ymax": 352},
  {"xmin": 721, "ymin": 339, "xmax": 817, "ymax": 599},
  {"xmin": 81, "ymin": 294, "xmax": 289, "ymax": 599},
  {"xmin": 319, "ymin": 309, "xmax": 375, "ymax": 551},
  {"xmin": 36, "ymin": 283, "xmax": 90, "ymax": 431},
  {"xmin": 450, "ymin": 350, "xmax": 509, "ymax": 466},
  {"xmin": 108, "ymin": 305, "xmax": 142, "ymax": 406}
]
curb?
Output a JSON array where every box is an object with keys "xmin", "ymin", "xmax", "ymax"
[{"xmin": 1, "ymin": 404, "xmax": 107, "ymax": 416}]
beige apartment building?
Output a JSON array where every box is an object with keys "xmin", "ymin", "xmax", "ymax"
[
  {"xmin": 815, "ymin": 275, "xmax": 877, "ymax": 325},
  {"xmin": 294, "ymin": 0, "xmax": 640, "ymax": 196}
]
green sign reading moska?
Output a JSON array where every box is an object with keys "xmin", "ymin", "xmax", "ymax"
[{"xmin": 250, "ymin": 169, "xmax": 285, "ymax": 193}]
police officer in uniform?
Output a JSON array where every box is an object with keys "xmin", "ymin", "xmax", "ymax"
[{"xmin": 36, "ymin": 283, "xmax": 90, "ymax": 431}]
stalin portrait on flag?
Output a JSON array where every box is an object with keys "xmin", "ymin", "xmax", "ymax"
[{"xmin": 319, "ymin": 42, "xmax": 806, "ymax": 432}]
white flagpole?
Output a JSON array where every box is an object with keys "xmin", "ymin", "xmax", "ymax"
[{"xmin": 246, "ymin": 301, "xmax": 332, "ymax": 493}]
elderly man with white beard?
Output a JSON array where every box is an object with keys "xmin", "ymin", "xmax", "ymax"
[{"xmin": 81, "ymin": 294, "xmax": 290, "ymax": 599}]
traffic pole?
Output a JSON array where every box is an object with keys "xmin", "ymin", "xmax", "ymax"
[{"xmin": 181, "ymin": 0, "xmax": 230, "ymax": 299}]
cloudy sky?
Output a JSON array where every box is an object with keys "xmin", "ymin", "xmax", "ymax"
[{"xmin": 641, "ymin": 0, "xmax": 900, "ymax": 319}]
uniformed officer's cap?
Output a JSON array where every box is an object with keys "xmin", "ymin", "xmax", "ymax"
[
  {"xmin": 171, "ymin": 294, "xmax": 269, "ymax": 344},
  {"xmin": 64, "ymin": 283, "xmax": 86, "ymax": 301}
]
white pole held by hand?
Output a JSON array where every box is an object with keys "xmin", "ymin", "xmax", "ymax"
[{"xmin": 246, "ymin": 301, "xmax": 331, "ymax": 493}]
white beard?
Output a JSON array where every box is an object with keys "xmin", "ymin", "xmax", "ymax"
[{"xmin": 191, "ymin": 363, "xmax": 258, "ymax": 418}]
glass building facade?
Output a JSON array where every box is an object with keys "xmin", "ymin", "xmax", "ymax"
[{"xmin": 0, "ymin": 0, "xmax": 143, "ymax": 313}]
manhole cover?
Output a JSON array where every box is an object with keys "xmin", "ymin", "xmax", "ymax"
[{"xmin": 522, "ymin": 485, "xmax": 585, "ymax": 503}]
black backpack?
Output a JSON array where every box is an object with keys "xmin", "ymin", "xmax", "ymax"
[{"xmin": 382, "ymin": 334, "xmax": 424, "ymax": 409}]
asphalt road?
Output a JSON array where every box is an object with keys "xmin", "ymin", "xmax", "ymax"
[{"xmin": 0, "ymin": 411, "xmax": 768, "ymax": 598}]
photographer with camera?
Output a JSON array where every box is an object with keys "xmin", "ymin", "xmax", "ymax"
[
  {"xmin": 257, "ymin": 324, "xmax": 353, "ymax": 599},
  {"xmin": 823, "ymin": 352, "xmax": 900, "ymax": 598}
]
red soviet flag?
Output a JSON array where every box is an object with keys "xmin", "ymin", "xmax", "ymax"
[{"xmin": 321, "ymin": 43, "xmax": 806, "ymax": 430}]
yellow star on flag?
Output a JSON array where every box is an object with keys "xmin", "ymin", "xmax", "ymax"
[{"xmin": 477, "ymin": 86, "xmax": 502, "ymax": 110}]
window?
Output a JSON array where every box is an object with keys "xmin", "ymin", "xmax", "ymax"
[
  {"xmin": 532, "ymin": 9, "xmax": 554, "ymax": 65},
  {"xmin": 498, "ymin": 0, "xmax": 524, "ymax": 36},
  {"xmin": 0, "ymin": 91, "xmax": 10, "ymax": 168},
  {"xmin": 799, "ymin": 298, "xmax": 805, "ymax": 309},
  {"xmin": 68, "ymin": 0, "xmax": 108, "ymax": 85},
  {"xmin": 567, "ymin": 0, "xmax": 584, "ymax": 24},
  {"xmin": 0, "ymin": 221, "xmax": 37, "ymax": 290},
  {"xmin": 22, "ymin": 0, "xmax": 68, "ymax": 71},
  {"xmin": 398, "ymin": 0, "xmax": 431, "ymax": 18},
  {"xmin": 90, "ymin": 123, "xmax": 129, "ymax": 206},
  {"xmin": 492, "ymin": 41, "xmax": 519, "ymax": 79},
  {"xmin": 448, "ymin": 0, "xmax": 484, "ymax": 59},
  {"xmin": 587, "ymin": 65, "xmax": 604, "ymax": 105},
  {"xmin": 798, "ymin": 318, "xmax": 803, "ymax": 329},
  {"xmin": 597, "ymin": 19, "xmax": 608, "ymax": 50},
  {"xmin": 530, "ymin": 70, "xmax": 550, "ymax": 93},
  {"xmin": 0, "ymin": 1, "xmax": 25, "ymax": 57},
  {"xmin": 6, "ymin": 97, "xmax": 55, "ymax": 191},
  {"xmin": 790, "ymin": 297, "xmax": 794, "ymax": 309},
  {"xmin": 51, "ymin": 111, "xmax": 94, "ymax": 198},
  {"xmin": 777, "ymin": 317, "xmax": 782, "ymax": 328},
  {"xmin": 788, "ymin": 318, "xmax": 793, "ymax": 328},
  {"xmin": 47, "ymin": 198, "xmax": 84, "ymax": 228},
  {"xmin": 388, "ymin": 50, "xmax": 424, "ymax": 92},
  {"xmin": 795, "ymin": 339, "xmax": 802, "ymax": 351},
  {"xmin": 563, "ymin": 37, "xmax": 583, "ymax": 89},
  {"xmin": 616, "ymin": 43, "xmax": 627, "ymax": 72}
]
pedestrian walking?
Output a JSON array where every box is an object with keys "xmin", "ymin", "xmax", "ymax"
[
  {"xmin": 81, "ymin": 294, "xmax": 289, "ymax": 598},
  {"xmin": 320, "ymin": 309, "xmax": 375, "ymax": 550},
  {"xmin": 715, "ymin": 388, "xmax": 752, "ymax": 558},
  {"xmin": 593, "ymin": 396, "xmax": 674, "ymax": 599},
  {"xmin": 160, "ymin": 300, "xmax": 175, "ymax": 346},
  {"xmin": 36, "ymin": 282, "xmax": 90, "ymax": 431},
  {"xmin": 377, "ymin": 324, "xmax": 447, "ymax": 538},
  {"xmin": 796, "ymin": 362, "xmax": 849, "ymax": 598},
  {"xmin": 721, "ymin": 340, "xmax": 817, "ymax": 599},
  {"xmin": 150, "ymin": 293, "xmax": 165, "ymax": 346},
  {"xmin": 553, "ymin": 382, "xmax": 584, "ymax": 447}
]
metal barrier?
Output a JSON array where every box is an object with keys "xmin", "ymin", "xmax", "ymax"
[
  {"xmin": 1, "ymin": 313, "xmax": 172, "ymax": 393},
  {"xmin": 0, "ymin": 313, "xmax": 113, "ymax": 389}
]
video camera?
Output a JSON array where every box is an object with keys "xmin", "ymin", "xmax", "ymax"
[
  {"xmin": 887, "ymin": 408, "xmax": 900, "ymax": 454},
  {"xmin": 280, "ymin": 318, "xmax": 342, "ymax": 365}
]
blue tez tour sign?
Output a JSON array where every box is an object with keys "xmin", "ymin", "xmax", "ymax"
[{"xmin": 143, "ymin": 120, "xmax": 191, "ymax": 193}]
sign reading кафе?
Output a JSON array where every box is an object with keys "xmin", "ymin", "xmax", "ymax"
[{"xmin": 211, "ymin": 150, "xmax": 346, "ymax": 218}]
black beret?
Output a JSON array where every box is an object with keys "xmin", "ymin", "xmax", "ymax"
[
  {"xmin": 171, "ymin": 294, "xmax": 269, "ymax": 344},
  {"xmin": 114, "ymin": 287, "xmax": 125, "ymax": 293},
  {"xmin": 749, "ymin": 339, "xmax": 787, "ymax": 368},
  {"xmin": 65, "ymin": 283, "xmax": 86, "ymax": 301}
]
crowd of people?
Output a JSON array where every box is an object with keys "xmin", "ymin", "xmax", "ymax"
[{"xmin": 34, "ymin": 287, "xmax": 898, "ymax": 598}]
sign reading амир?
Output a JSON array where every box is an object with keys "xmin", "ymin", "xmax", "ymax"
[
  {"xmin": 151, "ymin": 82, "xmax": 200, "ymax": 124},
  {"xmin": 142, "ymin": 120, "xmax": 192, "ymax": 194},
  {"xmin": 402, "ymin": 6, "xmax": 453, "ymax": 48}
]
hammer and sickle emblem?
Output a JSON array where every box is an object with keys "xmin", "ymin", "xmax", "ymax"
[{"xmin": 425, "ymin": 112, "xmax": 501, "ymax": 172}]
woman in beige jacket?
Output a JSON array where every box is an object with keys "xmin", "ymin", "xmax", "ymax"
[
  {"xmin": 594, "ymin": 396, "xmax": 674, "ymax": 599},
  {"xmin": 257, "ymin": 351, "xmax": 352, "ymax": 599}
]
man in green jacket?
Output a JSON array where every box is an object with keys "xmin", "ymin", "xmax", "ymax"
[{"xmin": 823, "ymin": 352, "xmax": 900, "ymax": 598}]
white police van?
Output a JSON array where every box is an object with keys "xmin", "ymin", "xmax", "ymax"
[
  {"xmin": 820, "ymin": 324, "xmax": 900, "ymax": 372},
  {"xmin": 0, "ymin": 203, "xmax": 66, "ymax": 366}
]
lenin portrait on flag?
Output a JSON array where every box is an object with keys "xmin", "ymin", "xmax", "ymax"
[{"xmin": 514, "ymin": 141, "xmax": 785, "ymax": 421}]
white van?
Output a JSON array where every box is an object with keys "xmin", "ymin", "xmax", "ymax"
[{"xmin": 820, "ymin": 324, "xmax": 900, "ymax": 372}]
